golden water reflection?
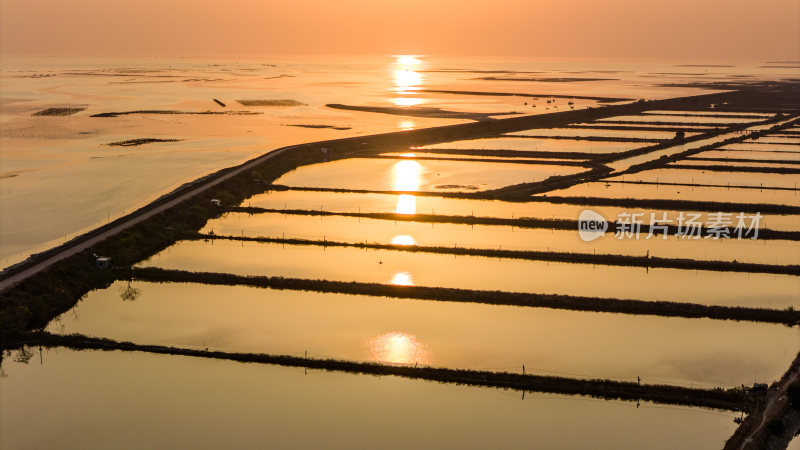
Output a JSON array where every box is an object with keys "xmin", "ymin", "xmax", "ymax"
[
  {"xmin": 392, "ymin": 159, "xmax": 421, "ymax": 191},
  {"xmin": 368, "ymin": 331, "xmax": 430, "ymax": 365},
  {"xmin": 390, "ymin": 271, "xmax": 414, "ymax": 286},
  {"xmin": 393, "ymin": 97, "xmax": 423, "ymax": 107},
  {"xmin": 394, "ymin": 194, "xmax": 416, "ymax": 214},
  {"xmin": 398, "ymin": 120, "xmax": 416, "ymax": 130},
  {"xmin": 394, "ymin": 69, "xmax": 421, "ymax": 90},
  {"xmin": 391, "ymin": 235, "xmax": 416, "ymax": 246}
]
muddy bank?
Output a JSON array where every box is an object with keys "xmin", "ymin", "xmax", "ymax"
[
  {"xmin": 326, "ymin": 104, "xmax": 519, "ymax": 121},
  {"xmin": 106, "ymin": 138, "xmax": 182, "ymax": 147},
  {"xmin": 32, "ymin": 107, "xmax": 86, "ymax": 116},
  {"xmin": 91, "ymin": 110, "xmax": 261, "ymax": 118},
  {"xmin": 236, "ymin": 99, "xmax": 307, "ymax": 107}
]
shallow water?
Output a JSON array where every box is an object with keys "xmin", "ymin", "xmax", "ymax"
[
  {"xmin": 417, "ymin": 137, "xmax": 638, "ymax": 153},
  {"xmin": 273, "ymin": 158, "xmax": 586, "ymax": 192},
  {"xmin": 138, "ymin": 240, "xmax": 800, "ymax": 308},
  {"xmin": 597, "ymin": 114, "xmax": 756, "ymax": 124},
  {"xmin": 723, "ymin": 143, "xmax": 800, "ymax": 153},
  {"xmin": 543, "ymin": 181, "xmax": 800, "ymax": 206},
  {"xmin": 47, "ymin": 282, "xmax": 799, "ymax": 387},
  {"xmin": 0, "ymin": 348, "xmax": 740, "ymax": 450},
  {"xmin": 675, "ymin": 159, "xmax": 799, "ymax": 169},
  {"xmin": 607, "ymin": 167, "xmax": 800, "ymax": 190},
  {"xmin": 695, "ymin": 149, "xmax": 800, "ymax": 162},
  {"xmin": 504, "ymin": 127, "xmax": 693, "ymax": 140},
  {"xmin": 244, "ymin": 190, "xmax": 800, "ymax": 231}
]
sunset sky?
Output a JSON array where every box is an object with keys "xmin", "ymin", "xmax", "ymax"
[{"xmin": 1, "ymin": 0, "xmax": 798, "ymax": 59}]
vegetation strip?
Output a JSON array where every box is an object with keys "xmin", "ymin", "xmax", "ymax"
[
  {"xmin": 2, "ymin": 332, "xmax": 750, "ymax": 412},
  {"xmin": 91, "ymin": 110, "xmax": 261, "ymax": 118},
  {"xmin": 225, "ymin": 206, "xmax": 800, "ymax": 242},
  {"xmin": 123, "ymin": 267, "xmax": 800, "ymax": 325},
  {"xmin": 198, "ymin": 233, "xmax": 800, "ymax": 275}
]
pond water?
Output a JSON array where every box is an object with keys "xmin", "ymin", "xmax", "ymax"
[
  {"xmin": 597, "ymin": 115, "xmax": 756, "ymax": 124},
  {"xmin": 542, "ymin": 181, "xmax": 800, "ymax": 207},
  {"xmin": 608, "ymin": 167, "xmax": 800, "ymax": 190},
  {"xmin": 204, "ymin": 211, "xmax": 800, "ymax": 265},
  {"xmin": 47, "ymin": 281, "xmax": 799, "ymax": 387},
  {"xmin": 244, "ymin": 190, "xmax": 800, "ymax": 231},
  {"xmin": 0, "ymin": 348, "xmax": 740, "ymax": 450},
  {"xmin": 504, "ymin": 127, "xmax": 694, "ymax": 140},
  {"xmin": 273, "ymin": 158, "xmax": 586, "ymax": 192},
  {"xmin": 138, "ymin": 240, "xmax": 800, "ymax": 308},
  {"xmin": 694, "ymin": 149, "xmax": 800, "ymax": 162},
  {"xmin": 416, "ymin": 137, "xmax": 638, "ymax": 154}
]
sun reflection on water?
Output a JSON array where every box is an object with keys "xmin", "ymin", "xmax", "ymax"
[
  {"xmin": 391, "ymin": 235, "xmax": 416, "ymax": 246},
  {"xmin": 398, "ymin": 120, "xmax": 416, "ymax": 130},
  {"xmin": 395, "ymin": 194, "xmax": 416, "ymax": 214},
  {"xmin": 390, "ymin": 271, "xmax": 414, "ymax": 286},
  {"xmin": 393, "ymin": 55, "xmax": 422, "ymax": 94},
  {"xmin": 368, "ymin": 331, "xmax": 430, "ymax": 365},
  {"xmin": 393, "ymin": 97, "xmax": 423, "ymax": 107},
  {"xmin": 392, "ymin": 159, "xmax": 421, "ymax": 191}
]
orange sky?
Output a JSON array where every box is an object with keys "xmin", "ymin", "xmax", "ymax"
[{"xmin": 1, "ymin": 0, "xmax": 798, "ymax": 59}]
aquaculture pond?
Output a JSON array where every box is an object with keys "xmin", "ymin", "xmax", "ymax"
[
  {"xmin": 137, "ymin": 240, "xmax": 800, "ymax": 309},
  {"xmin": 694, "ymin": 149, "xmax": 800, "ymax": 162},
  {"xmin": 504, "ymin": 127, "xmax": 693, "ymax": 140},
  {"xmin": 47, "ymin": 281, "xmax": 799, "ymax": 387},
  {"xmin": 273, "ymin": 158, "xmax": 587, "ymax": 192},
  {"xmin": 0, "ymin": 348, "xmax": 740, "ymax": 450},
  {"xmin": 204, "ymin": 211, "xmax": 800, "ymax": 265},
  {"xmin": 596, "ymin": 114, "xmax": 757, "ymax": 124},
  {"xmin": 607, "ymin": 167, "xmax": 800, "ymax": 190},
  {"xmin": 416, "ymin": 137, "xmax": 638, "ymax": 154},
  {"xmin": 244, "ymin": 190, "xmax": 800, "ymax": 231},
  {"xmin": 541, "ymin": 181, "xmax": 800, "ymax": 207}
]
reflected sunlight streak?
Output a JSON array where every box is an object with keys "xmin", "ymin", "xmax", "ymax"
[
  {"xmin": 398, "ymin": 120, "xmax": 416, "ymax": 130},
  {"xmin": 393, "ymin": 97, "xmax": 423, "ymax": 107},
  {"xmin": 395, "ymin": 194, "xmax": 417, "ymax": 214},
  {"xmin": 394, "ymin": 69, "xmax": 422, "ymax": 90},
  {"xmin": 390, "ymin": 271, "xmax": 414, "ymax": 286},
  {"xmin": 368, "ymin": 331, "xmax": 430, "ymax": 365},
  {"xmin": 392, "ymin": 160, "xmax": 422, "ymax": 191}
]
